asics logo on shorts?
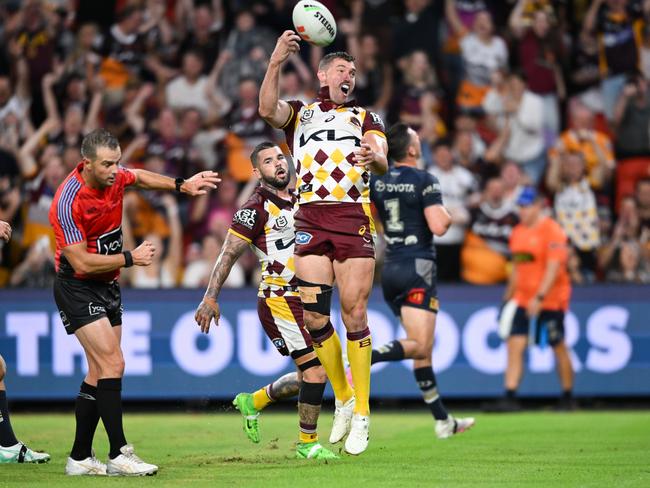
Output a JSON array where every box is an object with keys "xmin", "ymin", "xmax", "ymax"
[{"xmin": 295, "ymin": 232, "xmax": 313, "ymax": 245}]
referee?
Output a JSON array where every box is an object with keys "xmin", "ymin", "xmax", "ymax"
[{"xmin": 49, "ymin": 129, "xmax": 220, "ymax": 476}]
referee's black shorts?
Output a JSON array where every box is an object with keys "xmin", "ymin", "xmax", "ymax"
[{"xmin": 53, "ymin": 277, "xmax": 123, "ymax": 335}]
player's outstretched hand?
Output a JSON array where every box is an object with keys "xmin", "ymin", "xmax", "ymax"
[
  {"xmin": 132, "ymin": 240, "xmax": 155, "ymax": 266},
  {"xmin": 182, "ymin": 171, "xmax": 221, "ymax": 196},
  {"xmin": 195, "ymin": 297, "xmax": 221, "ymax": 333},
  {"xmin": 353, "ymin": 142, "xmax": 375, "ymax": 168},
  {"xmin": 270, "ymin": 30, "xmax": 301, "ymax": 66},
  {"xmin": 0, "ymin": 220, "xmax": 11, "ymax": 242}
]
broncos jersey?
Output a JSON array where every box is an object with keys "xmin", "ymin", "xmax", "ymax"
[{"xmin": 371, "ymin": 165, "xmax": 444, "ymax": 262}]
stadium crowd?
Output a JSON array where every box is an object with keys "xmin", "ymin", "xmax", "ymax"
[{"xmin": 0, "ymin": 0, "xmax": 649, "ymax": 289}]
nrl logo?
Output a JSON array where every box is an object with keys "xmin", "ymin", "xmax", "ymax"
[{"xmin": 300, "ymin": 109, "xmax": 314, "ymax": 122}]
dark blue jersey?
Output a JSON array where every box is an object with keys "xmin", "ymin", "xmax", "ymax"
[{"xmin": 370, "ymin": 165, "xmax": 444, "ymax": 262}]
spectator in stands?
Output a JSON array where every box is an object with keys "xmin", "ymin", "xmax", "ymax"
[
  {"xmin": 501, "ymin": 161, "xmax": 526, "ymax": 206},
  {"xmin": 9, "ymin": 235, "xmax": 55, "ymax": 287},
  {"xmin": 389, "ymin": 50, "xmax": 444, "ymax": 152},
  {"xmin": 583, "ymin": 0, "xmax": 650, "ymax": 122},
  {"xmin": 446, "ymin": 2, "xmax": 508, "ymax": 115},
  {"xmin": 176, "ymin": 1, "xmax": 224, "ymax": 73},
  {"xmin": 547, "ymin": 151, "xmax": 601, "ymax": 283},
  {"xmin": 221, "ymin": 78, "xmax": 274, "ymax": 182},
  {"xmin": 62, "ymin": 23, "xmax": 101, "ymax": 82},
  {"xmin": 345, "ymin": 29, "xmax": 393, "ymax": 118},
  {"xmin": 483, "ymin": 70, "xmax": 546, "ymax": 184},
  {"xmin": 599, "ymin": 195, "xmax": 649, "ymax": 282},
  {"xmin": 146, "ymin": 108, "xmax": 193, "ymax": 178},
  {"xmin": 0, "ymin": 44, "xmax": 30, "ymax": 141},
  {"xmin": 126, "ymin": 194, "xmax": 182, "ymax": 289},
  {"xmin": 569, "ymin": 31, "xmax": 604, "ymax": 115},
  {"xmin": 642, "ymin": 23, "xmax": 650, "ymax": 80},
  {"xmin": 613, "ymin": 73, "xmax": 650, "ymax": 158},
  {"xmin": 637, "ymin": 177, "xmax": 650, "ymax": 232},
  {"xmin": 392, "ymin": 0, "xmax": 440, "ymax": 63},
  {"xmin": 509, "ymin": 0, "xmax": 566, "ymax": 143},
  {"xmin": 548, "ymin": 102, "xmax": 615, "ymax": 191},
  {"xmin": 165, "ymin": 50, "xmax": 209, "ymax": 115},
  {"xmin": 182, "ymin": 234, "xmax": 245, "ymax": 288},
  {"xmin": 461, "ymin": 177, "xmax": 519, "ymax": 284},
  {"xmin": 429, "ymin": 138, "xmax": 479, "ymax": 282}
]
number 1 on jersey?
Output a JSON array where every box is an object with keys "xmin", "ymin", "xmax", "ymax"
[{"xmin": 384, "ymin": 199, "xmax": 404, "ymax": 232}]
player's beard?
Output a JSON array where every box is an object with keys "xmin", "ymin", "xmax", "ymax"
[{"xmin": 262, "ymin": 171, "xmax": 290, "ymax": 190}]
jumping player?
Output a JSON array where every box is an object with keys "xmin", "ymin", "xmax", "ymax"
[
  {"xmin": 0, "ymin": 220, "xmax": 50, "ymax": 464},
  {"xmin": 370, "ymin": 123, "xmax": 475, "ymax": 438},
  {"xmin": 195, "ymin": 142, "xmax": 337, "ymax": 460},
  {"xmin": 49, "ymin": 129, "xmax": 220, "ymax": 476},
  {"xmin": 259, "ymin": 31, "xmax": 389, "ymax": 455}
]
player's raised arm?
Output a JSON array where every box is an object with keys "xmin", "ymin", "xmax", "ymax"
[
  {"xmin": 195, "ymin": 231, "xmax": 250, "ymax": 333},
  {"xmin": 259, "ymin": 31, "xmax": 301, "ymax": 128},
  {"xmin": 131, "ymin": 169, "xmax": 221, "ymax": 196},
  {"xmin": 62, "ymin": 240, "xmax": 155, "ymax": 275}
]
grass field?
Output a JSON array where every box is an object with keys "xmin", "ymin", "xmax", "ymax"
[{"xmin": 2, "ymin": 409, "xmax": 649, "ymax": 487}]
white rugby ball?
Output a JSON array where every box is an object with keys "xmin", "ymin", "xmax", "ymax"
[{"xmin": 292, "ymin": 0, "xmax": 337, "ymax": 47}]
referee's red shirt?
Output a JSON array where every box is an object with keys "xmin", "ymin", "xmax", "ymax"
[{"xmin": 49, "ymin": 162, "xmax": 136, "ymax": 282}]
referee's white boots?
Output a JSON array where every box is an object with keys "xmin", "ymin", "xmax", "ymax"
[
  {"xmin": 65, "ymin": 450, "xmax": 106, "ymax": 475},
  {"xmin": 106, "ymin": 444, "xmax": 158, "ymax": 476}
]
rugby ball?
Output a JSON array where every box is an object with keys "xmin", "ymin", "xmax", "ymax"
[{"xmin": 292, "ymin": 0, "xmax": 337, "ymax": 47}]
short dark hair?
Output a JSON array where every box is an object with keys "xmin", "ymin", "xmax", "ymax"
[
  {"xmin": 250, "ymin": 141, "xmax": 279, "ymax": 168},
  {"xmin": 432, "ymin": 138, "xmax": 452, "ymax": 151},
  {"xmin": 318, "ymin": 51, "xmax": 355, "ymax": 71},
  {"xmin": 81, "ymin": 129, "xmax": 120, "ymax": 161},
  {"xmin": 386, "ymin": 123, "xmax": 412, "ymax": 162}
]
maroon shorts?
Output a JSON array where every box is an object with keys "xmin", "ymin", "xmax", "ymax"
[
  {"xmin": 294, "ymin": 203, "xmax": 375, "ymax": 261},
  {"xmin": 257, "ymin": 295, "xmax": 312, "ymax": 356}
]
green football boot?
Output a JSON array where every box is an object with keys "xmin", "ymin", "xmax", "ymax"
[
  {"xmin": 0, "ymin": 442, "xmax": 50, "ymax": 463},
  {"xmin": 232, "ymin": 393, "xmax": 261, "ymax": 443},
  {"xmin": 296, "ymin": 442, "xmax": 339, "ymax": 460}
]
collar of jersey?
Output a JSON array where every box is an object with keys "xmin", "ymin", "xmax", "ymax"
[
  {"xmin": 317, "ymin": 86, "xmax": 357, "ymax": 110},
  {"xmin": 257, "ymin": 185, "xmax": 295, "ymax": 208}
]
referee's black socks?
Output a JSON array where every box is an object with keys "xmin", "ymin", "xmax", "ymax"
[
  {"xmin": 0, "ymin": 390, "xmax": 19, "ymax": 447},
  {"xmin": 371, "ymin": 340, "xmax": 405, "ymax": 364},
  {"xmin": 97, "ymin": 378, "xmax": 128, "ymax": 459},
  {"xmin": 70, "ymin": 382, "xmax": 100, "ymax": 460}
]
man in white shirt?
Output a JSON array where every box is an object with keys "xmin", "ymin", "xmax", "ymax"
[
  {"xmin": 165, "ymin": 50, "xmax": 213, "ymax": 115},
  {"xmin": 429, "ymin": 138, "xmax": 479, "ymax": 281},
  {"xmin": 483, "ymin": 70, "xmax": 546, "ymax": 184}
]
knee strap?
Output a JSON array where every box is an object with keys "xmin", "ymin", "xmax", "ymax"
[
  {"xmin": 297, "ymin": 279, "xmax": 333, "ymax": 315},
  {"xmin": 291, "ymin": 347, "xmax": 322, "ymax": 372}
]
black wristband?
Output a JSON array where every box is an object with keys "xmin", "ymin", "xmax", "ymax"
[
  {"xmin": 175, "ymin": 177, "xmax": 185, "ymax": 193},
  {"xmin": 123, "ymin": 250, "xmax": 133, "ymax": 268}
]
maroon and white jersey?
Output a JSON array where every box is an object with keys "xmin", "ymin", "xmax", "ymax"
[
  {"xmin": 228, "ymin": 186, "xmax": 298, "ymax": 298},
  {"xmin": 281, "ymin": 87, "xmax": 386, "ymax": 205}
]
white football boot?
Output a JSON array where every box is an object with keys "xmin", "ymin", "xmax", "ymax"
[
  {"xmin": 329, "ymin": 396, "xmax": 355, "ymax": 443},
  {"xmin": 344, "ymin": 413, "xmax": 369, "ymax": 455},
  {"xmin": 106, "ymin": 444, "xmax": 157, "ymax": 476},
  {"xmin": 435, "ymin": 415, "xmax": 475, "ymax": 439},
  {"xmin": 65, "ymin": 450, "xmax": 107, "ymax": 476}
]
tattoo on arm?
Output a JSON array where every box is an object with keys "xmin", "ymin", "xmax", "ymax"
[
  {"xmin": 269, "ymin": 372, "xmax": 300, "ymax": 400},
  {"xmin": 204, "ymin": 232, "xmax": 249, "ymax": 300}
]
